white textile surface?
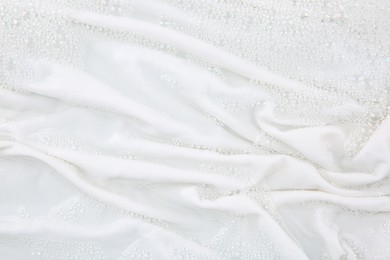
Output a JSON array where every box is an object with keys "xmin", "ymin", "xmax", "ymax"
[{"xmin": 0, "ymin": 0, "xmax": 390, "ymax": 259}]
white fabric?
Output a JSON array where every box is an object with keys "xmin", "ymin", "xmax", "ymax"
[{"xmin": 0, "ymin": 0, "xmax": 390, "ymax": 259}]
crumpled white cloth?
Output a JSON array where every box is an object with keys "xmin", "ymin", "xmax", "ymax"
[{"xmin": 0, "ymin": 0, "xmax": 390, "ymax": 259}]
